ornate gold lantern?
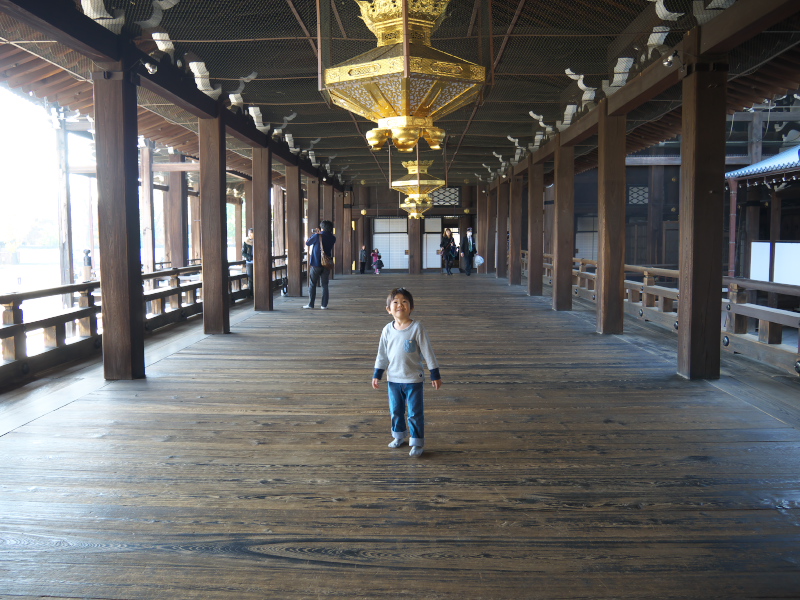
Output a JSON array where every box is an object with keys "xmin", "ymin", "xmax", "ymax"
[
  {"xmin": 324, "ymin": 0, "xmax": 485, "ymax": 153},
  {"xmin": 391, "ymin": 160, "xmax": 444, "ymax": 219}
]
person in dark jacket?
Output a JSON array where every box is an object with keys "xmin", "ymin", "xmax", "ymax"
[
  {"xmin": 440, "ymin": 228, "xmax": 456, "ymax": 275},
  {"xmin": 303, "ymin": 220, "xmax": 336, "ymax": 309},
  {"xmin": 242, "ymin": 228, "xmax": 254, "ymax": 296},
  {"xmin": 359, "ymin": 245, "xmax": 369, "ymax": 274},
  {"xmin": 460, "ymin": 227, "xmax": 477, "ymax": 276}
]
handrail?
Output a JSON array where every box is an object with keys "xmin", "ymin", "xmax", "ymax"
[
  {"xmin": 1, "ymin": 255, "xmax": 291, "ymax": 384},
  {"xmin": 723, "ymin": 277, "xmax": 800, "ymax": 297}
]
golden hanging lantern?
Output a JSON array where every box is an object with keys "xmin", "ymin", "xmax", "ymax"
[
  {"xmin": 324, "ymin": 0, "xmax": 485, "ymax": 153},
  {"xmin": 391, "ymin": 160, "xmax": 444, "ymax": 219}
]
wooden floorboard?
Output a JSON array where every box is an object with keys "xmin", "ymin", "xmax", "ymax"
[{"xmin": 2, "ymin": 274, "xmax": 800, "ymax": 599}]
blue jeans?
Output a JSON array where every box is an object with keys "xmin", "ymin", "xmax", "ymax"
[{"xmin": 388, "ymin": 381, "xmax": 424, "ymax": 447}]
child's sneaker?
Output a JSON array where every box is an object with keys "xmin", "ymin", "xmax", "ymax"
[
  {"xmin": 409, "ymin": 446, "xmax": 423, "ymax": 457},
  {"xmin": 388, "ymin": 437, "xmax": 405, "ymax": 448}
]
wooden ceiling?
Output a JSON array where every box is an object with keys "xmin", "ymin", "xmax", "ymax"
[{"xmin": 1, "ymin": 0, "xmax": 799, "ymax": 186}]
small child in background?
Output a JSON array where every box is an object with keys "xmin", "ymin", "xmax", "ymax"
[{"xmin": 372, "ymin": 288, "xmax": 442, "ymax": 457}]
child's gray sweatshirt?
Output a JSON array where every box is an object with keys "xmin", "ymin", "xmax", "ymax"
[{"xmin": 373, "ymin": 320, "xmax": 440, "ymax": 383}]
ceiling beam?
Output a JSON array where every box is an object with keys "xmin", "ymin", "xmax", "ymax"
[
  {"xmin": 700, "ymin": 0, "xmax": 800, "ymax": 54},
  {"xmin": 0, "ymin": 0, "xmax": 342, "ymax": 190}
]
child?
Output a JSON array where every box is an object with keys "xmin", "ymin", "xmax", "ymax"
[
  {"xmin": 372, "ymin": 288, "xmax": 442, "ymax": 457},
  {"xmin": 371, "ymin": 248, "xmax": 381, "ymax": 274}
]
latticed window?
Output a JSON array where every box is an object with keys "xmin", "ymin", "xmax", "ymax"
[
  {"xmin": 432, "ymin": 187, "xmax": 461, "ymax": 206},
  {"xmin": 627, "ymin": 186, "xmax": 649, "ymax": 205}
]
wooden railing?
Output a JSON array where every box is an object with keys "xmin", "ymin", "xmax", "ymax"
[
  {"xmin": 527, "ymin": 252, "xmax": 799, "ymax": 376},
  {"xmin": 0, "ymin": 256, "xmax": 292, "ymax": 385}
]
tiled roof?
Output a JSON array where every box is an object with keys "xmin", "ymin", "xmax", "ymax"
[{"xmin": 725, "ymin": 145, "xmax": 800, "ymax": 179}]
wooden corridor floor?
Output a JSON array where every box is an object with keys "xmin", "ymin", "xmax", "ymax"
[{"xmin": 2, "ymin": 273, "xmax": 800, "ymax": 599}]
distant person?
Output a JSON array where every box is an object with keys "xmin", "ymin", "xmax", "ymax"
[
  {"xmin": 242, "ymin": 228, "xmax": 254, "ymax": 296},
  {"xmin": 460, "ymin": 227, "xmax": 477, "ymax": 276},
  {"xmin": 359, "ymin": 245, "xmax": 369, "ymax": 274},
  {"xmin": 371, "ymin": 248, "xmax": 382, "ymax": 275},
  {"xmin": 303, "ymin": 220, "xmax": 335, "ymax": 309},
  {"xmin": 440, "ymin": 228, "xmax": 456, "ymax": 276},
  {"xmin": 372, "ymin": 287, "xmax": 442, "ymax": 458}
]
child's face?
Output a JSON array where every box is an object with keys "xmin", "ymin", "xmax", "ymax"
[{"xmin": 386, "ymin": 293, "xmax": 413, "ymax": 320}]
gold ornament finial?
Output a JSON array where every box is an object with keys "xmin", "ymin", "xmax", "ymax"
[{"xmin": 356, "ymin": 0, "xmax": 450, "ymax": 46}]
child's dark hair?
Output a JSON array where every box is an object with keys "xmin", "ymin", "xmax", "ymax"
[{"xmin": 387, "ymin": 287, "xmax": 414, "ymax": 309}]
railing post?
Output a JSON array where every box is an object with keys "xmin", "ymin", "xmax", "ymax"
[
  {"xmin": 726, "ymin": 283, "xmax": 747, "ymax": 333},
  {"xmin": 643, "ymin": 272, "xmax": 656, "ymax": 307},
  {"xmin": 43, "ymin": 322, "xmax": 66, "ymax": 350},
  {"xmin": 169, "ymin": 271, "xmax": 182, "ymax": 311},
  {"xmin": 78, "ymin": 289, "xmax": 97, "ymax": 338},
  {"xmin": 2, "ymin": 300, "xmax": 25, "ymax": 361},
  {"xmin": 758, "ymin": 320, "xmax": 782, "ymax": 345}
]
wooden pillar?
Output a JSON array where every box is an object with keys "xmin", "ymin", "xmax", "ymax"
[
  {"xmin": 55, "ymin": 114, "xmax": 75, "ymax": 324},
  {"xmin": 508, "ymin": 174, "xmax": 523, "ymax": 285},
  {"xmin": 165, "ymin": 153, "xmax": 188, "ymax": 268},
  {"xmin": 273, "ymin": 183, "xmax": 286, "ymax": 259},
  {"xmin": 496, "ymin": 179, "xmax": 509, "ymax": 278},
  {"xmin": 244, "ymin": 179, "xmax": 253, "ymax": 231},
  {"xmin": 189, "ymin": 193, "xmax": 201, "ymax": 263},
  {"xmin": 199, "ymin": 114, "xmax": 230, "ymax": 334},
  {"xmin": 252, "ymin": 147, "xmax": 273, "ymax": 310},
  {"xmin": 476, "ymin": 186, "xmax": 488, "ymax": 273},
  {"xmin": 343, "ymin": 191, "xmax": 353, "ymax": 273},
  {"xmin": 408, "ymin": 217, "xmax": 422, "ymax": 274},
  {"xmin": 553, "ymin": 137, "xmax": 575, "ymax": 311},
  {"xmin": 647, "ymin": 165, "xmax": 665, "ymax": 265},
  {"xmin": 285, "ymin": 165, "xmax": 303, "ymax": 296},
  {"xmin": 528, "ymin": 161, "xmax": 544, "ymax": 296},
  {"xmin": 92, "ymin": 63, "xmax": 145, "ymax": 379},
  {"xmin": 677, "ymin": 52, "xmax": 727, "ymax": 380},
  {"xmin": 234, "ymin": 200, "xmax": 243, "ymax": 263},
  {"xmin": 597, "ymin": 99, "xmax": 627, "ymax": 334},
  {"xmin": 744, "ymin": 188, "xmax": 760, "ymax": 278},
  {"xmin": 768, "ymin": 190, "xmax": 782, "ymax": 307},
  {"xmin": 485, "ymin": 185, "xmax": 497, "ymax": 274},
  {"xmin": 334, "ymin": 189, "xmax": 344, "ymax": 274},
  {"xmin": 727, "ymin": 178, "xmax": 739, "ymax": 277},
  {"xmin": 323, "ymin": 183, "xmax": 335, "ymax": 225},
  {"xmin": 140, "ymin": 143, "xmax": 156, "ymax": 273},
  {"xmin": 307, "ymin": 177, "xmax": 320, "ymax": 232},
  {"xmin": 749, "ymin": 111, "xmax": 763, "ymax": 165}
]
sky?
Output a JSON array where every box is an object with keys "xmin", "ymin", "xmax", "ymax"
[
  {"xmin": 0, "ymin": 87, "xmax": 59, "ymax": 245},
  {"xmin": 0, "ymin": 87, "xmax": 96, "ymax": 249}
]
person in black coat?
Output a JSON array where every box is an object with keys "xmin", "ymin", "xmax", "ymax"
[
  {"xmin": 460, "ymin": 227, "xmax": 477, "ymax": 276},
  {"xmin": 440, "ymin": 228, "xmax": 456, "ymax": 275}
]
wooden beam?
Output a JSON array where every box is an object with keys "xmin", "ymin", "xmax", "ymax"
[
  {"xmin": 285, "ymin": 165, "xmax": 303, "ymax": 296},
  {"xmin": 552, "ymin": 138, "xmax": 574, "ymax": 312},
  {"xmin": 508, "ymin": 174, "xmax": 523, "ymax": 286},
  {"xmin": 596, "ymin": 100, "xmax": 627, "ymax": 335},
  {"xmin": 252, "ymin": 148, "xmax": 273, "ymax": 310},
  {"xmin": 700, "ymin": 0, "xmax": 800, "ymax": 54},
  {"xmin": 527, "ymin": 160, "xmax": 544, "ymax": 296},
  {"xmin": 677, "ymin": 61, "xmax": 728, "ymax": 379},
  {"xmin": 530, "ymin": 137, "xmax": 557, "ymax": 165},
  {"xmin": 0, "ymin": 0, "xmax": 121, "ymax": 64},
  {"xmin": 199, "ymin": 114, "xmax": 231, "ymax": 334},
  {"xmin": 608, "ymin": 39, "xmax": 685, "ymax": 117},
  {"xmin": 560, "ymin": 109, "xmax": 599, "ymax": 148},
  {"xmin": 92, "ymin": 64, "xmax": 145, "ymax": 380}
]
